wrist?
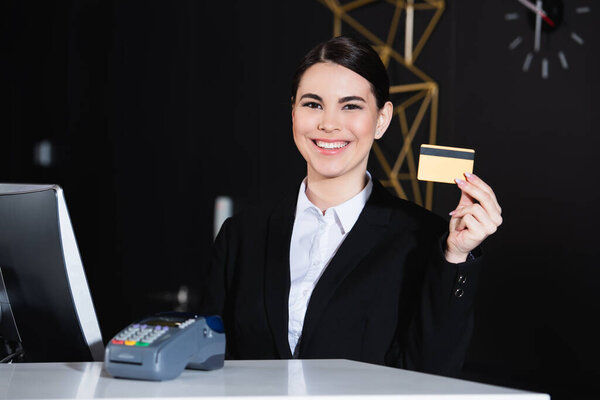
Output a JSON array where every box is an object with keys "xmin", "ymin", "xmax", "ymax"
[{"xmin": 445, "ymin": 248, "xmax": 469, "ymax": 264}]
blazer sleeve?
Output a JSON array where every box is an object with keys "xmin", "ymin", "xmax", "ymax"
[{"xmin": 386, "ymin": 226, "xmax": 483, "ymax": 377}]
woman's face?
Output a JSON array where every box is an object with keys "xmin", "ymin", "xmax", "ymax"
[{"xmin": 292, "ymin": 62, "xmax": 392, "ymax": 183}]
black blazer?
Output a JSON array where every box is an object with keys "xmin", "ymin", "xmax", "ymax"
[{"xmin": 199, "ymin": 180, "xmax": 482, "ymax": 376}]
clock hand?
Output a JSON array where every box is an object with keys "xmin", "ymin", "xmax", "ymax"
[
  {"xmin": 515, "ymin": 0, "xmax": 556, "ymax": 27},
  {"xmin": 534, "ymin": 0, "xmax": 542, "ymax": 52}
]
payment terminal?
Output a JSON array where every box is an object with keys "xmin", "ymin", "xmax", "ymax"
[{"xmin": 104, "ymin": 312, "xmax": 225, "ymax": 381}]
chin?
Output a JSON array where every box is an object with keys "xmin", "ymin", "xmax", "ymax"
[{"xmin": 310, "ymin": 164, "xmax": 352, "ymax": 180}]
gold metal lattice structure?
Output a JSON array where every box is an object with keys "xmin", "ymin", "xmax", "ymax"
[{"xmin": 317, "ymin": 0, "xmax": 445, "ymax": 210}]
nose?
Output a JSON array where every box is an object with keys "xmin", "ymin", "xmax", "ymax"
[{"xmin": 318, "ymin": 109, "xmax": 340, "ymax": 133}]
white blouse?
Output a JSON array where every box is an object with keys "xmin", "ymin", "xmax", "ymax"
[{"xmin": 288, "ymin": 174, "xmax": 373, "ymax": 354}]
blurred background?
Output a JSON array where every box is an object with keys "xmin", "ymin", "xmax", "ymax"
[{"xmin": 1, "ymin": 1, "xmax": 599, "ymax": 398}]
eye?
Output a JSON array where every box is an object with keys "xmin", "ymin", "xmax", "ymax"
[
  {"xmin": 301, "ymin": 101, "xmax": 322, "ymax": 109},
  {"xmin": 342, "ymin": 103, "xmax": 363, "ymax": 110}
]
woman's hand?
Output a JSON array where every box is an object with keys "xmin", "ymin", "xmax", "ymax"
[{"xmin": 445, "ymin": 173, "xmax": 503, "ymax": 263}]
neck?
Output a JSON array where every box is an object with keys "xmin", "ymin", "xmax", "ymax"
[{"xmin": 305, "ymin": 167, "xmax": 368, "ymax": 213}]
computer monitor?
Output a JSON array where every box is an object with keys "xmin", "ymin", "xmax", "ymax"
[{"xmin": 0, "ymin": 184, "xmax": 103, "ymax": 362}]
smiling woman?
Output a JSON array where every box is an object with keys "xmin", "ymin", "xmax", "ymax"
[
  {"xmin": 199, "ymin": 36, "xmax": 502, "ymax": 377},
  {"xmin": 292, "ymin": 62, "xmax": 393, "ymax": 210}
]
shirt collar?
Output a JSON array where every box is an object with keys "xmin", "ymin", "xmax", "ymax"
[{"xmin": 295, "ymin": 172, "xmax": 373, "ymax": 235}]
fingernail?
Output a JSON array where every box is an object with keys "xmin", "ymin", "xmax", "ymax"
[
  {"xmin": 464, "ymin": 172, "xmax": 473, "ymax": 179},
  {"xmin": 449, "ymin": 210, "xmax": 455, "ymax": 216},
  {"xmin": 455, "ymin": 178, "xmax": 465, "ymax": 186}
]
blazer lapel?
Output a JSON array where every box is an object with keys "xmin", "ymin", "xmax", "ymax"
[
  {"xmin": 299, "ymin": 182, "xmax": 393, "ymax": 353},
  {"xmin": 263, "ymin": 196, "xmax": 295, "ymax": 359}
]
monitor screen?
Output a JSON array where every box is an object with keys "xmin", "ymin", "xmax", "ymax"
[{"xmin": 0, "ymin": 184, "xmax": 103, "ymax": 362}]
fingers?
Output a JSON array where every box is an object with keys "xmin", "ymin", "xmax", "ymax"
[
  {"xmin": 452, "ymin": 204, "xmax": 502, "ymax": 230},
  {"xmin": 462, "ymin": 173, "xmax": 502, "ymax": 213},
  {"xmin": 451, "ymin": 204, "xmax": 499, "ymax": 236},
  {"xmin": 454, "ymin": 175, "xmax": 502, "ymax": 226},
  {"xmin": 447, "ymin": 174, "xmax": 503, "ymax": 258},
  {"xmin": 457, "ymin": 188, "xmax": 476, "ymax": 208},
  {"xmin": 450, "ymin": 212, "xmax": 491, "ymax": 254},
  {"xmin": 447, "ymin": 213, "xmax": 486, "ymax": 257},
  {"xmin": 457, "ymin": 214, "xmax": 478, "ymax": 235}
]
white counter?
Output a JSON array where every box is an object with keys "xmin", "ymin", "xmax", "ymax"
[{"xmin": 0, "ymin": 359, "xmax": 549, "ymax": 399}]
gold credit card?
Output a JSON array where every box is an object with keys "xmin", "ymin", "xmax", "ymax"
[{"xmin": 417, "ymin": 144, "xmax": 475, "ymax": 184}]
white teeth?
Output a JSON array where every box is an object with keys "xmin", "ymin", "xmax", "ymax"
[{"xmin": 315, "ymin": 140, "xmax": 349, "ymax": 149}]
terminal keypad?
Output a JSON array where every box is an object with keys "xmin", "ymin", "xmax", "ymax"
[
  {"xmin": 113, "ymin": 324, "xmax": 168, "ymax": 346},
  {"xmin": 111, "ymin": 319, "xmax": 196, "ymax": 347}
]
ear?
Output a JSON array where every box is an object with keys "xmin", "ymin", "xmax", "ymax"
[{"xmin": 374, "ymin": 101, "xmax": 393, "ymax": 140}]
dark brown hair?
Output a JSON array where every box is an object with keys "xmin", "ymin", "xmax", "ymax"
[{"xmin": 291, "ymin": 36, "xmax": 390, "ymax": 109}]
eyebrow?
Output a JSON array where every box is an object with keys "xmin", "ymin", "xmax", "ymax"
[
  {"xmin": 299, "ymin": 93, "xmax": 323, "ymax": 102},
  {"xmin": 299, "ymin": 93, "xmax": 366, "ymax": 103},
  {"xmin": 339, "ymin": 96, "xmax": 366, "ymax": 103}
]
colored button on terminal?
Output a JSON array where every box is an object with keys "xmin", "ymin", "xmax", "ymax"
[
  {"xmin": 135, "ymin": 342, "xmax": 150, "ymax": 346},
  {"xmin": 124, "ymin": 341, "xmax": 137, "ymax": 346},
  {"xmin": 111, "ymin": 339, "xmax": 124, "ymax": 345}
]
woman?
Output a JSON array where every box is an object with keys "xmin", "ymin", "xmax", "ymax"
[{"xmin": 200, "ymin": 36, "xmax": 502, "ymax": 377}]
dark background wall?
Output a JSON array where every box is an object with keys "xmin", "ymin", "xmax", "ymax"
[{"xmin": 2, "ymin": 1, "xmax": 598, "ymax": 398}]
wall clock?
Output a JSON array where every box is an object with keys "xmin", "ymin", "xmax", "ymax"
[{"xmin": 504, "ymin": 0, "xmax": 591, "ymax": 79}]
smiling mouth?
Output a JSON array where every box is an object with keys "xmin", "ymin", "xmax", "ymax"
[{"xmin": 314, "ymin": 140, "xmax": 349, "ymax": 149}]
